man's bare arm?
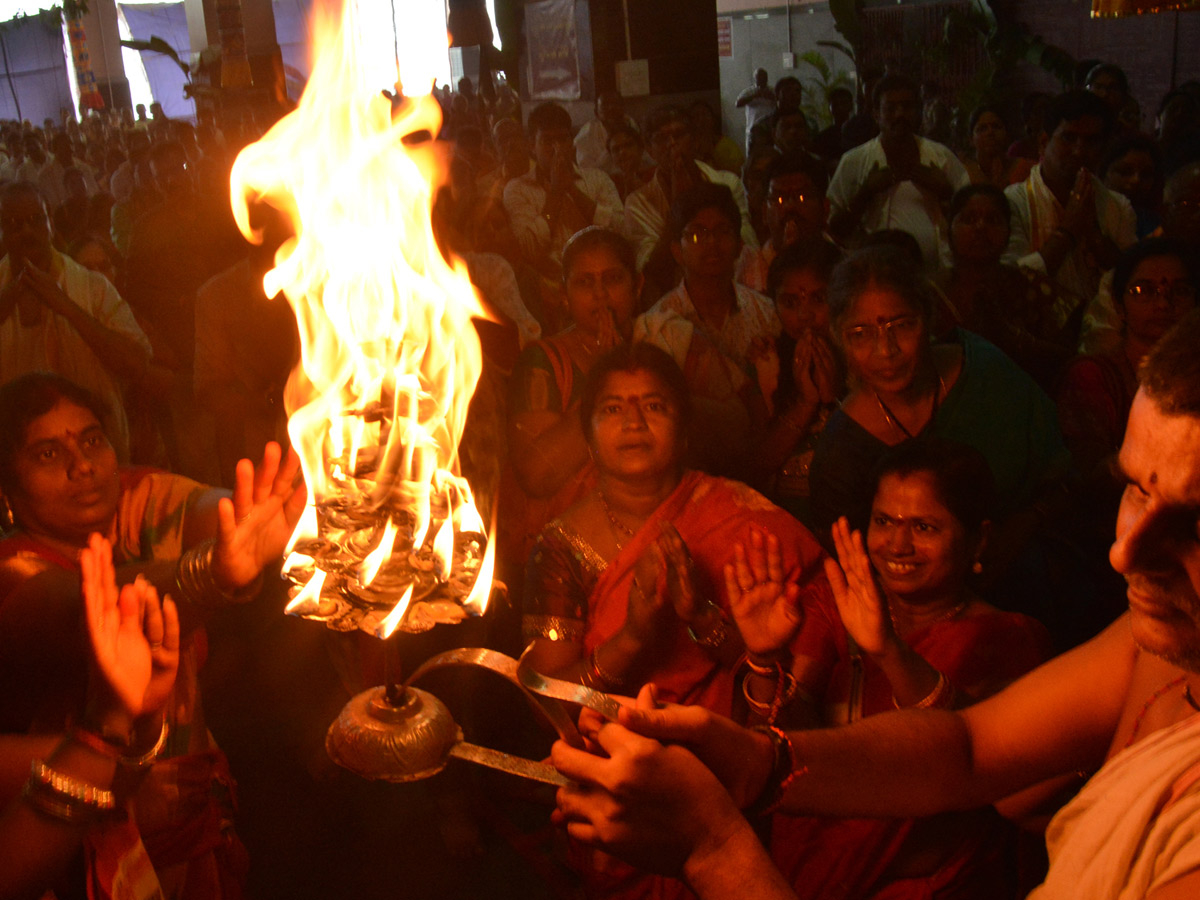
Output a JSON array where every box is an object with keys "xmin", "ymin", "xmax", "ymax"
[
  {"xmin": 551, "ymin": 717, "xmax": 797, "ymax": 900},
  {"xmin": 779, "ymin": 615, "xmax": 1134, "ymax": 816},
  {"xmin": 680, "ymin": 819, "xmax": 797, "ymax": 900},
  {"xmin": 620, "ymin": 615, "xmax": 1138, "ymax": 818}
]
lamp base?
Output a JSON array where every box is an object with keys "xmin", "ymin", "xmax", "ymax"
[{"xmin": 325, "ymin": 685, "xmax": 460, "ymax": 782}]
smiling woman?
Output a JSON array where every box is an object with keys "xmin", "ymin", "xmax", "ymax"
[{"xmin": 732, "ymin": 438, "xmax": 1052, "ymax": 900}]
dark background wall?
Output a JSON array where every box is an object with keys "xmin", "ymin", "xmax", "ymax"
[{"xmin": 716, "ymin": 0, "xmax": 1200, "ymax": 139}]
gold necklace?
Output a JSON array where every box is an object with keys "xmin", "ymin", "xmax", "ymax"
[
  {"xmin": 598, "ymin": 489, "xmax": 635, "ymax": 549},
  {"xmin": 889, "ymin": 598, "xmax": 968, "ymax": 637}
]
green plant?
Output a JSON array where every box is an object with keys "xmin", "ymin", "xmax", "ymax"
[
  {"xmin": 798, "ymin": 50, "xmax": 855, "ymax": 130},
  {"xmin": 942, "ymin": 0, "xmax": 1075, "ymax": 116}
]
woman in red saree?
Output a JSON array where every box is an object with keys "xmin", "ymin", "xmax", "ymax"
[
  {"xmin": 730, "ymin": 438, "xmax": 1052, "ymax": 900},
  {"xmin": 523, "ymin": 343, "xmax": 830, "ymax": 899}
]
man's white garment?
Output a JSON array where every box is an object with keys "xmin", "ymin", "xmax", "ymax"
[
  {"xmin": 0, "ymin": 252, "xmax": 150, "ymax": 460},
  {"xmin": 1003, "ymin": 164, "xmax": 1136, "ymax": 307},
  {"xmin": 574, "ymin": 120, "xmax": 611, "ymax": 171},
  {"xmin": 827, "ymin": 135, "xmax": 969, "ymax": 270},
  {"xmin": 624, "ymin": 161, "xmax": 760, "ymax": 272},
  {"xmin": 634, "ymin": 280, "xmax": 778, "ymax": 393},
  {"xmin": 1027, "ymin": 711, "xmax": 1200, "ymax": 899},
  {"xmin": 503, "ymin": 165, "xmax": 623, "ymax": 268},
  {"xmin": 736, "ymin": 89, "xmax": 776, "ymax": 150},
  {"xmin": 36, "ymin": 158, "xmax": 100, "ymax": 208}
]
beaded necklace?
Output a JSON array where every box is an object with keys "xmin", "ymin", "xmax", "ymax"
[{"xmin": 598, "ymin": 489, "xmax": 635, "ymax": 550}]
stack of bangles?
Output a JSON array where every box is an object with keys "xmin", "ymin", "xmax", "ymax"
[
  {"xmin": 174, "ymin": 538, "xmax": 259, "ymax": 610},
  {"xmin": 22, "ymin": 720, "xmax": 169, "ymax": 825},
  {"xmin": 742, "ymin": 655, "xmax": 804, "ymax": 725},
  {"xmin": 895, "ymin": 671, "xmax": 956, "ymax": 710}
]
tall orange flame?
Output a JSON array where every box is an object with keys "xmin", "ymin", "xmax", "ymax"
[{"xmin": 230, "ymin": 0, "xmax": 493, "ymax": 638}]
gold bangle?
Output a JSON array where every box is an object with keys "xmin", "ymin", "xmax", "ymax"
[
  {"xmin": 175, "ymin": 539, "xmax": 260, "ymax": 609},
  {"xmin": 687, "ymin": 612, "xmax": 731, "ymax": 651},
  {"xmin": 745, "ymin": 655, "xmax": 781, "ymax": 678},
  {"xmin": 589, "ymin": 645, "xmax": 629, "ymax": 692},
  {"xmin": 895, "ymin": 672, "xmax": 955, "ymax": 710},
  {"xmin": 741, "ymin": 674, "xmax": 774, "ymax": 715},
  {"xmin": 120, "ymin": 719, "xmax": 168, "ymax": 768},
  {"xmin": 175, "ymin": 539, "xmax": 234, "ymax": 608},
  {"xmin": 23, "ymin": 783, "xmax": 98, "ymax": 824}
]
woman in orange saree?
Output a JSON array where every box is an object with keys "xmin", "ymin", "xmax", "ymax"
[{"xmin": 0, "ymin": 372, "xmax": 303, "ymax": 900}]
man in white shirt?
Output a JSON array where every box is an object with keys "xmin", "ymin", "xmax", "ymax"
[
  {"xmin": 625, "ymin": 106, "xmax": 759, "ymax": 300},
  {"xmin": 503, "ymin": 102, "xmax": 623, "ymax": 284},
  {"xmin": 735, "ymin": 69, "xmax": 776, "ymax": 154},
  {"xmin": 827, "ymin": 74, "xmax": 968, "ymax": 271},
  {"xmin": 574, "ymin": 91, "xmax": 637, "ymax": 173},
  {"xmin": 1003, "ymin": 90, "xmax": 1136, "ymax": 321},
  {"xmin": 635, "ymin": 182, "xmax": 775, "ymax": 480},
  {"xmin": 0, "ymin": 183, "xmax": 150, "ymax": 460},
  {"xmin": 13, "ymin": 134, "xmax": 45, "ymax": 184}
]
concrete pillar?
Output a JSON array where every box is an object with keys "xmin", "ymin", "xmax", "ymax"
[
  {"xmin": 181, "ymin": 0, "xmax": 287, "ymax": 120},
  {"xmin": 185, "ymin": 0, "xmax": 283, "ymax": 97},
  {"xmin": 80, "ymin": 0, "xmax": 132, "ymax": 110},
  {"xmin": 240, "ymin": 0, "xmax": 279, "ymax": 60}
]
